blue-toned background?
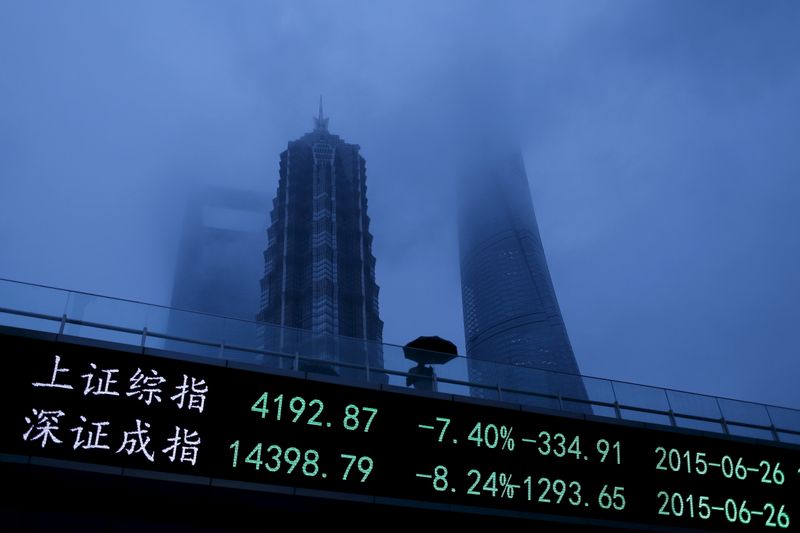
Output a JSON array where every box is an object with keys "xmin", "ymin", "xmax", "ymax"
[{"xmin": 1, "ymin": 1, "xmax": 798, "ymax": 407}]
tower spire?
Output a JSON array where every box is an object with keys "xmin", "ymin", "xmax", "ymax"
[{"xmin": 313, "ymin": 95, "xmax": 329, "ymax": 132}]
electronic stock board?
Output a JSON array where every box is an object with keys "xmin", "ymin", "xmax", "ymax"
[{"xmin": 1, "ymin": 332, "xmax": 798, "ymax": 530}]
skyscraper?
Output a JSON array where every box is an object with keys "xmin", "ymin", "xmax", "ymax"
[
  {"xmin": 168, "ymin": 187, "xmax": 269, "ymax": 355},
  {"xmin": 257, "ymin": 101, "xmax": 384, "ymax": 378},
  {"xmin": 458, "ymin": 152, "xmax": 586, "ymax": 409}
]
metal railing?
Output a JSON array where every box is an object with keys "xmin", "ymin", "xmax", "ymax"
[{"xmin": 1, "ymin": 277, "xmax": 798, "ymax": 444}]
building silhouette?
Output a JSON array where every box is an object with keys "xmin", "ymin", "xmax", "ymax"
[
  {"xmin": 458, "ymin": 152, "xmax": 587, "ymax": 409},
  {"xmin": 168, "ymin": 187, "xmax": 269, "ymax": 355},
  {"xmin": 257, "ymin": 100, "xmax": 384, "ymax": 378}
]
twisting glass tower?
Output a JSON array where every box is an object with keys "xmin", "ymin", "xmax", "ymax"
[{"xmin": 459, "ymin": 152, "xmax": 586, "ymax": 409}]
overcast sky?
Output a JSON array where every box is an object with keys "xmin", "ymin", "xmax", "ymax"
[{"xmin": 1, "ymin": 1, "xmax": 798, "ymax": 409}]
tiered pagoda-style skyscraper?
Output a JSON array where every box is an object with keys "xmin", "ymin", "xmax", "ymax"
[{"xmin": 257, "ymin": 100, "xmax": 383, "ymax": 377}]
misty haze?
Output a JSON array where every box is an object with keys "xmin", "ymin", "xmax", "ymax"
[{"xmin": 2, "ymin": 0, "xmax": 798, "ymax": 411}]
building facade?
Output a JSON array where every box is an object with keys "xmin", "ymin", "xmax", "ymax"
[
  {"xmin": 257, "ymin": 102, "xmax": 384, "ymax": 377},
  {"xmin": 168, "ymin": 187, "xmax": 269, "ymax": 355},
  {"xmin": 458, "ymin": 152, "xmax": 587, "ymax": 409}
]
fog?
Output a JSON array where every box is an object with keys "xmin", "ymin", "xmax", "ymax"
[{"xmin": 1, "ymin": 0, "xmax": 798, "ymax": 408}]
